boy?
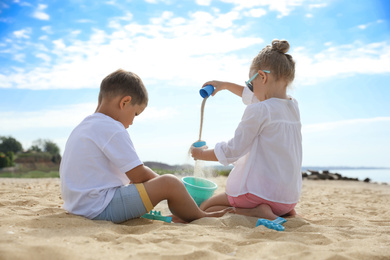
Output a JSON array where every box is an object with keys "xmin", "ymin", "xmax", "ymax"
[{"xmin": 60, "ymin": 69, "xmax": 231, "ymax": 223}]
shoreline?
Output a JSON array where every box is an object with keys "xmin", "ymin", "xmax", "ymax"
[{"xmin": 0, "ymin": 177, "xmax": 389, "ymax": 259}]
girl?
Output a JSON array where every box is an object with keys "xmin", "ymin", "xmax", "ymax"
[{"xmin": 191, "ymin": 39, "xmax": 302, "ymax": 220}]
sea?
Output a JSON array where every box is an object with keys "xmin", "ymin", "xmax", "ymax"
[{"xmin": 302, "ymin": 167, "xmax": 390, "ymax": 184}]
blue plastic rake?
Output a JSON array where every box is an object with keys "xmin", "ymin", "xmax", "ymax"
[
  {"xmin": 256, "ymin": 217, "xmax": 287, "ymax": 231},
  {"xmin": 141, "ymin": 210, "xmax": 172, "ymax": 223}
]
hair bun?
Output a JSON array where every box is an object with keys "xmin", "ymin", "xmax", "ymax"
[{"xmin": 271, "ymin": 39, "xmax": 290, "ymax": 54}]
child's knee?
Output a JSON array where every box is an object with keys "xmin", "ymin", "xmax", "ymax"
[{"xmin": 159, "ymin": 174, "xmax": 183, "ymax": 188}]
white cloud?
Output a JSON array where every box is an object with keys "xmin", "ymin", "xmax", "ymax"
[
  {"xmin": 0, "ymin": 103, "xmax": 95, "ymax": 132},
  {"xmin": 357, "ymin": 19, "xmax": 385, "ymax": 30},
  {"xmin": 137, "ymin": 107, "xmax": 179, "ymax": 122},
  {"xmin": 35, "ymin": 53, "xmax": 51, "ymax": 62},
  {"xmin": 52, "ymin": 39, "xmax": 66, "ymax": 49},
  {"xmin": 302, "ymin": 117, "xmax": 390, "ymax": 167},
  {"xmin": 41, "ymin": 26, "xmax": 53, "ymax": 34},
  {"xmin": 0, "ymin": 103, "xmax": 178, "ymax": 132},
  {"xmin": 213, "ymin": 11, "xmax": 240, "ymax": 28},
  {"xmin": 77, "ymin": 19, "xmax": 95, "ymax": 23},
  {"xmin": 13, "ymin": 28, "xmax": 32, "ymax": 39},
  {"xmin": 32, "ymin": 4, "xmax": 50, "ymax": 20},
  {"xmin": 221, "ymin": 0, "xmax": 307, "ymax": 17},
  {"xmin": 302, "ymin": 117, "xmax": 390, "ymax": 134},
  {"xmin": 246, "ymin": 8, "xmax": 267, "ymax": 18},
  {"xmin": 294, "ymin": 41, "xmax": 390, "ymax": 86},
  {"xmin": 13, "ymin": 53, "xmax": 26, "ymax": 62},
  {"xmin": 196, "ymin": 0, "xmax": 212, "ymax": 6},
  {"xmin": 71, "ymin": 30, "xmax": 82, "ymax": 36},
  {"xmin": 357, "ymin": 24, "xmax": 367, "ymax": 30},
  {"xmin": 309, "ymin": 3, "xmax": 327, "ymax": 9},
  {"xmin": 0, "ymin": 10, "xmax": 263, "ymax": 90}
]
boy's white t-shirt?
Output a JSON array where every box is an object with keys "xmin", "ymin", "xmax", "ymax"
[
  {"xmin": 214, "ymin": 87, "xmax": 303, "ymax": 204},
  {"xmin": 60, "ymin": 113, "xmax": 142, "ymax": 219}
]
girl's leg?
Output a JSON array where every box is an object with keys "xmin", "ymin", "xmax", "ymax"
[
  {"xmin": 283, "ymin": 208, "xmax": 297, "ymax": 217},
  {"xmin": 234, "ymin": 204, "xmax": 278, "ymax": 220},
  {"xmin": 201, "ymin": 193, "xmax": 278, "ymax": 220},
  {"xmin": 200, "ymin": 193, "xmax": 231, "ymax": 212},
  {"xmin": 143, "ymin": 175, "xmax": 232, "ymax": 223}
]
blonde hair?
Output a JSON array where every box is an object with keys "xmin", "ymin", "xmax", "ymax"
[
  {"xmin": 99, "ymin": 69, "xmax": 148, "ymax": 106},
  {"xmin": 250, "ymin": 39, "xmax": 295, "ymax": 85}
]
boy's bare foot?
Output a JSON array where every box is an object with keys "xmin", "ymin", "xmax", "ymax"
[
  {"xmin": 170, "ymin": 215, "xmax": 188, "ymax": 224},
  {"xmin": 170, "ymin": 207, "xmax": 235, "ymax": 224},
  {"xmin": 205, "ymin": 207, "xmax": 235, "ymax": 218}
]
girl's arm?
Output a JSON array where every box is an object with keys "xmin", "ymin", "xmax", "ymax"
[
  {"xmin": 202, "ymin": 81, "xmax": 244, "ymax": 97},
  {"xmin": 191, "ymin": 148, "xmax": 218, "ymax": 161}
]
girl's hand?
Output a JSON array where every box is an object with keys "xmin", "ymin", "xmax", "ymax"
[
  {"xmin": 190, "ymin": 146, "xmax": 208, "ymax": 160},
  {"xmin": 202, "ymin": 81, "xmax": 226, "ymax": 96},
  {"xmin": 202, "ymin": 81, "xmax": 244, "ymax": 98}
]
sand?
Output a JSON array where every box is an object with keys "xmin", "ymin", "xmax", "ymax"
[{"xmin": 0, "ymin": 176, "xmax": 389, "ymax": 260}]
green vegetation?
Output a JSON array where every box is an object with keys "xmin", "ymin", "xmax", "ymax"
[
  {"xmin": 0, "ymin": 152, "xmax": 14, "ymax": 168},
  {"xmin": 214, "ymin": 169, "xmax": 231, "ymax": 177},
  {"xmin": 151, "ymin": 168, "xmax": 176, "ymax": 175},
  {"xmin": 0, "ymin": 170, "xmax": 59, "ymax": 178},
  {"xmin": 0, "ymin": 136, "xmax": 62, "ymax": 178},
  {"xmin": 0, "ymin": 136, "xmax": 232, "ymax": 179},
  {"xmin": 0, "ymin": 136, "xmax": 23, "ymax": 154}
]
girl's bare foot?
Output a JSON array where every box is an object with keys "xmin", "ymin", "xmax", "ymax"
[{"xmin": 283, "ymin": 208, "xmax": 297, "ymax": 217}]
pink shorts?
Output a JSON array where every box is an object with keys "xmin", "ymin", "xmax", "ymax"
[{"xmin": 227, "ymin": 193, "xmax": 296, "ymax": 216}]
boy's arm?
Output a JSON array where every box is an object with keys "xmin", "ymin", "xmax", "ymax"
[
  {"xmin": 202, "ymin": 81, "xmax": 244, "ymax": 97},
  {"xmin": 126, "ymin": 164, "xmax": 159, "ymax": 184}
]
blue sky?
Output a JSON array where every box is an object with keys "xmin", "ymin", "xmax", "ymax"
[{"xmin": 0, "ymin": 0, "xmax": 389, "ymax": 167}]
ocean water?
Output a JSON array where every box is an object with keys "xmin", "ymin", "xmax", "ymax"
[{"xmin": 320, "ymin": 168, "xmax": 390, "ymax": 184}]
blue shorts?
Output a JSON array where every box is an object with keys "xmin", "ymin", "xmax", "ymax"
[{"xmin": 93, "ymin": 183, "xmax": 154, "ymax": 223}]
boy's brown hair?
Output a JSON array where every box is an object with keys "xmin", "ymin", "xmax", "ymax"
[{"xmin": 98, "ymin": 69, "xmax": 148, "ymax": 106}]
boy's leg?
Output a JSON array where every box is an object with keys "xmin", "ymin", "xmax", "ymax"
[{"xmin": 143, "ymin": 174, "xmax": 232, "ymax": 222}]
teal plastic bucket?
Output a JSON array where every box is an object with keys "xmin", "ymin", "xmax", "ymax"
[{"xmin": 182, "ymin": 176, "xmax": 218, "ymax": 206}]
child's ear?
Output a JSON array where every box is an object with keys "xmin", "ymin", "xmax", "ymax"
[
  {"xmin": 119, "ymin": 96, "xmax": 132, "ymax": 109},
  {"xmin": 258, "ymin": 70, "xmax": 268, "ymax": 84}
]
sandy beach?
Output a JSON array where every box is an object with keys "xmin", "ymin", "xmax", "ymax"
[{"xmin": 0, "ymin": 176, "xmax": 389, "ymax": 260}]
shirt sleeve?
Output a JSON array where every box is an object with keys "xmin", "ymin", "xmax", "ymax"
[
  {"xmin": 215, "ymin": 104, "xmax": 267, "ymax": 166},
  {"xmin": 102, "ymin": 130, "xmax": 143, "ymax": 173},
  {"xmin": 242, "ymin": 86, "xmax": 260, "ymax": 105}
]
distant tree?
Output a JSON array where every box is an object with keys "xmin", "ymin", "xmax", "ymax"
[
  {"xmin": 0, "ymin": 136, "xmax": 23, "ymax": 154},
  {"xmin": 0, "ymin": 152, "xmax": 14, "ymax": 168},
  {"xmin": 30, "ymin": 139, "xmax": 60, "ymax": 155},
  {"xmin": 44, "ymin": 140, "xmax": 60, "ymax": 155},
  {"xmin": 30, "ymin": 139, "xmax": 44, "ymax": 152},
  {"xmin": 29, "ymin": 145, "xmax": 42, "ymax": 152},
  {"xmin": 29, "ymin": 139, "xmax": 61, "ymax": 164}
]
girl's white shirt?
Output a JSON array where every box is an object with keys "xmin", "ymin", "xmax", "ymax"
[{"xmin": 214, "ymin": 87, "xmax": 302, "ymax": 203}]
